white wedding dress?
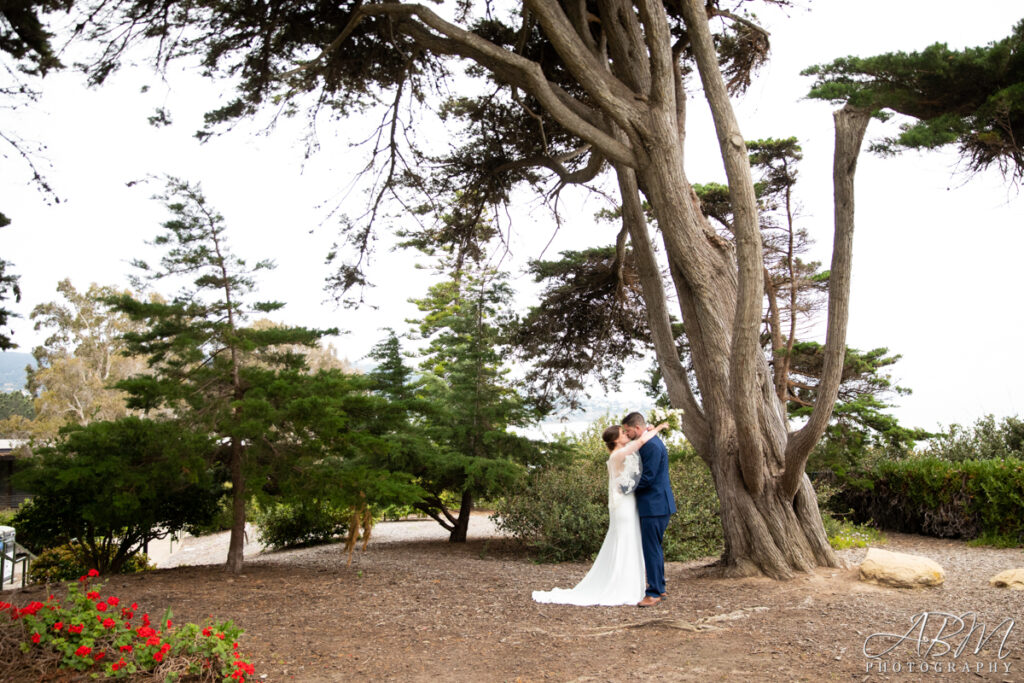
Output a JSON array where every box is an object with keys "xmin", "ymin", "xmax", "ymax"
[{"xmin": 532, "ymin": 451, "xmax": 646, "ymax": 606}]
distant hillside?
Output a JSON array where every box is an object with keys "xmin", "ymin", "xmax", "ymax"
[{"xmin": 0, "ymin": 352, "xmax": 35, "ymax": 393}]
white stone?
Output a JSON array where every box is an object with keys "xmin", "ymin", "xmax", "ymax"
[
  {"xmin": 990, "ymin": 568, "xmax": 1024, "ymax": 590},
  {"xmin": 858, "ymin": 548, "xmax": 945, "ymax": 588}
]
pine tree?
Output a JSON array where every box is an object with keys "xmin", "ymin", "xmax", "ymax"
[{"xmin": 107, "ymin": 177, "xmax": 332, "ymax": 573}]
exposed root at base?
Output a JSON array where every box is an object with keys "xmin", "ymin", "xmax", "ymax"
[{"xmin": 524, "ymin": 606, "xmax": 770, "ymax": 638}]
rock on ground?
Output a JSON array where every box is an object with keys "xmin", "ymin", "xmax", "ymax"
[
  {"xmin": 990, "ymin": 567, "xmax": 1024, "ymax": 589},
  {"xmin": 859, "ymin": 547, "xmax": 945, "ymax": 588}
]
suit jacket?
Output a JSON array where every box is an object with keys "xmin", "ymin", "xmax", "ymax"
[{"xmin": 635, "ymin": 435, "xmax": 677, "ymax": 518}]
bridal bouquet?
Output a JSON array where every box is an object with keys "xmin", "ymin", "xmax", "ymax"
[{"xmin": 648, "ymin": 406, "xmax": 684, "ymax": 437}]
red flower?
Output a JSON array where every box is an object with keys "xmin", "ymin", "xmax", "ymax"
[
  {"xmin": 52, "ymin": 621, "xmax": 63, "ymax": 631},
  {"xmin": 78, "ymin": 576, "xmax": 87, "ymax": 582},
  {"xmin": 75, "ymin": 646, "xmax": 92, "ymax": 657},
  {"xmin": 153, "ymin": 651, "xmax": 164, "ymax": 662},
  {"xmin": 131, "ymin": 602, "xmax": 138, "ymax": 611},
  {"xmin": 112, "ymin": 659, "xmax": 126, "ymax": 672},
  {"xmin": 146, "ymin": 636, "xmax": 161, "ymax": 646},
  {"xmin": 0, "ymin": 602, "xmax": 9, "ymax": 610},
  {"xmin": 136, "ymin": 626, "xmax": 156, "ymax": 638},
  {"xmin": 31, "ymin": 633, "xmax": 40, "ymax": 644},
  {"xmin": 69, "ymin": 624, "xmax": 84, "ymax": 634},
  {"xmin": 217, "ymin": 633, "xmax": 225, "ymax": 640},
  {"xmin": 202, "ymin": 627, "xmax": 213, "ymax": 637},
  {"xmin": 87, "ymin": 569, "xmax": 99, "ymax": 577},
  {"xmin": 18, "ymin": 602, "xmax": 44, "ymax": 617},
  {"xmin": 119, "ymin": 644, "xmax": 133, "ymax": 652},
  {"xmin": 102, "ymin": 618, "xmax": 116, "ymax": 629},
  {"xmin": 93, "ymin": 651, "xmax": 106, "ymax": 661},
  {"xmin": 86, "ymin": 591, "xmax": 100, "ymax": 600},
  {"xmin": 96, "ymin": 602, "xmax": 108, "ymax": 612},
  {"xmin": 107, "ymin": 597, "xmax": 119, "ymax": 607},
  {"xmin": 166, "ymin": 618, "xmax": 173, "ymax": 628},
  {"xmin": 141, "ymin": 613, "xmax": 150, "ymax": 626}
]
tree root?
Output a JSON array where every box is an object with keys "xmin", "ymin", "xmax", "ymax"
[{"xmin": 525, "ymin": 606, "xmax": 769, "ymax": 638}]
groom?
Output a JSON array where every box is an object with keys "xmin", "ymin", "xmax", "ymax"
[{"xmin": 622, "ymin": 412, "xmax": 676, "ymax": 607}]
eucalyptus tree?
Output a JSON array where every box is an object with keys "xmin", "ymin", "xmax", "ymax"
[{"xmin": 62, "ymin": 0, "xmax": 875, "ymax": 578}]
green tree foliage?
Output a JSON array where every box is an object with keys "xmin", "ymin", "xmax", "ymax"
[
  {"xmin": 12, "ymin": 417, "xmax": 220, "ymax": 573},
  {"xmin": 105, "ymin": 178, "xmax": 337, "ymax": 573},
  {"xmin": 1, "ymin": 1, "xmax": 66, "ymax": 223},
  {"xmin": 514, "ymin": 246, "xmax": 652, "ymax": 412},
  {"xmin": 0, "ymin": 390, "xmax": 32, "ymax": 420},
  {"xmin": 789, "ymin": 343, "xmax": 931, "ymax": 475},
  {"xmin": 0, "ymin": 2, "xmax": 68, "ymax": 76},
  {"xmin": 2, "ymin": 280, "xmax": 147, "ymax": 441},
  {"xmin": 804, "ymin": 20, "xmax": 1024, "ymax": 179},
  {"xmin": 412, "ymin": 269, "xmax": 546, "ymax": 541},
  {"xmin": 369, "ymin": 284, "xmax": 550, "ymax": 543},
  {"xmin": 922, "ymin": 414, "xmax": 1024, "ymax": 462},
  {"xmin": 0, "ymin": 238, "xmax": 19, "ymax": 352}
]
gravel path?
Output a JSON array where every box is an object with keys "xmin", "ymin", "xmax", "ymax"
[{"xmin": 151, "ymin": 514, "xmax": 502, "ymax": 568}]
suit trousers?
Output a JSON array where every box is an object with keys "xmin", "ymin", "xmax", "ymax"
[{"xmin": 640, "ymin": 514, "xmax": 670, "ymax": 598}]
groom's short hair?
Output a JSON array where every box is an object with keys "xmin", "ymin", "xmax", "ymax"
[{"xmin": 622, "ymin": 412, "xmax": 646, "ymax": 428}]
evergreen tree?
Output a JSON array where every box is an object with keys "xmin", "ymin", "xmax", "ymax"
[
  {"xmin": 414, "ymin": 269, "xmax": 544, "ymax": 542},
  {"xmin": 12, "ymin": 416, "xmax": 221, "ymax": 573},
  {"xmin": 804, "ymin": 19, "xmax": 1024, "ymax": 180},
  {"xmin": 107, "ymin": 177, "xmax": 333, "ymax": 573}
]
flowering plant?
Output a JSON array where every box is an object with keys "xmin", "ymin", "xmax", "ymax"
[
  {"xmin": 0, "ymin": 569, "xmax": 256, "ymax": 682},
  {"xmin": 648, "ymin": 406, "xmax": 685, "ymax": 438}
]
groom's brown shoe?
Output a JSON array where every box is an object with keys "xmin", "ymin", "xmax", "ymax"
[{"xmin": 637, "ymin": 595, "xmax": 662, "ymax": 608}]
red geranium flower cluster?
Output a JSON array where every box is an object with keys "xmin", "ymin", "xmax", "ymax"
[{"xmin": 1, "ymin": 571, "xmax": 257, "ymax": 681}]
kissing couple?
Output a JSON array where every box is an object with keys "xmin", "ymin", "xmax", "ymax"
[{"xmin": 533, "ymin": 412, "xmax": 677, "ymax": 607}]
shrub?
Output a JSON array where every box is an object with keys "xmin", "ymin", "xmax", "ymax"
[
  {"xmin": 840, "ymin": 457, "xmax": 1024, "ymax": 542},
  {"xmin": 28, "ymin": 543, "xmax": 153, "ymax": 584},
  {"xmin": 663, "ymin": 451, "xmax": 723, "ymax": 562},
  {"xmin": 494, "ymin": 459, "xmax": 608, "ymax": 563},
  {"xmin": 494, "ymin": 442, "xmax": 726, "ymax": 563},
  {"xmin": 11, "ymin": 418, "xmax": 221, "ymax": 572},
  {"xmin": 0, "ymin": 571, "xmax": 255, "ymax": 681},
  {"xmin": 253, "ymin": 501, "xmax": 349, "ymax": 550},
  {"xmin": 922, "ymin": 414, "xmax": 1024, "ymax": 461}
]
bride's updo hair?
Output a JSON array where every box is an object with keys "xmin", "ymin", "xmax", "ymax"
[{"xmin": 602, "ymin": 425, "xmax": 621, "ymax": 452}]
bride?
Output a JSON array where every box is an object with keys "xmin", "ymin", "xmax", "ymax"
[{"xmin": 532, "ymin": 421, "xmax": 668, "ymax": 606}]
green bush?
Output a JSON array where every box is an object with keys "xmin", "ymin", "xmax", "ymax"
[
  {"xmin": 663, "ymin": 451, "xmax": 723, "ymax": 561},
  {"xmin": 494, "ymin": 442, "xmax": 726, "ymax": 563},
  {"xmin": 923, "ymin": 414, "xmax": 1024, "ymax": 461},
  {"xmin": 253, "ymin": 501, "xmax": 349, "ymax": 550},
  {"xmin": 11, "ymin": 418, "xmax": 221, "ymax": 573},
  {"xmin": 28, "ymin": 543, "xmax": 153, "ymax": 584},
  {"xmin": 840, "ymin": 457, "xmax": 1024, "ymax": 543},
  {"xmin": 494, "ymin": 458, "xmax": 609, "ymax": 563}
]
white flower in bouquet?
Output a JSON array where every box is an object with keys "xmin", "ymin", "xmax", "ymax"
[{"xmin": 648, "ymin": 406, "xmax": 684, "ymax": 437}]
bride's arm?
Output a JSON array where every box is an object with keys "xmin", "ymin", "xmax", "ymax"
[{"xmin": 611, "ymin": 423, "xmax": 668, "ymax": 461}]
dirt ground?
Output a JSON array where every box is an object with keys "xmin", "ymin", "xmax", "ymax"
[{"xmin": 7, "ymin": 521, "xmax": 1024, "ymax": 682}]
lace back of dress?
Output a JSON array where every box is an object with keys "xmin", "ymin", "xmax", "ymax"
[{"xmin": 607, "ymin": 452, "xmax": 641, "ymax": 509}]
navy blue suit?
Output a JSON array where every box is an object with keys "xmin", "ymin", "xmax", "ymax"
[{"xmin": 635, "ymin": 435, "xmax": 675, "ymax": 598}]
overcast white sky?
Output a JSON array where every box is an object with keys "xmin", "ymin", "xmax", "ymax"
[{"xmin": 1, "ymin": 0, "xmax": 1022, "ymax": 434}]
